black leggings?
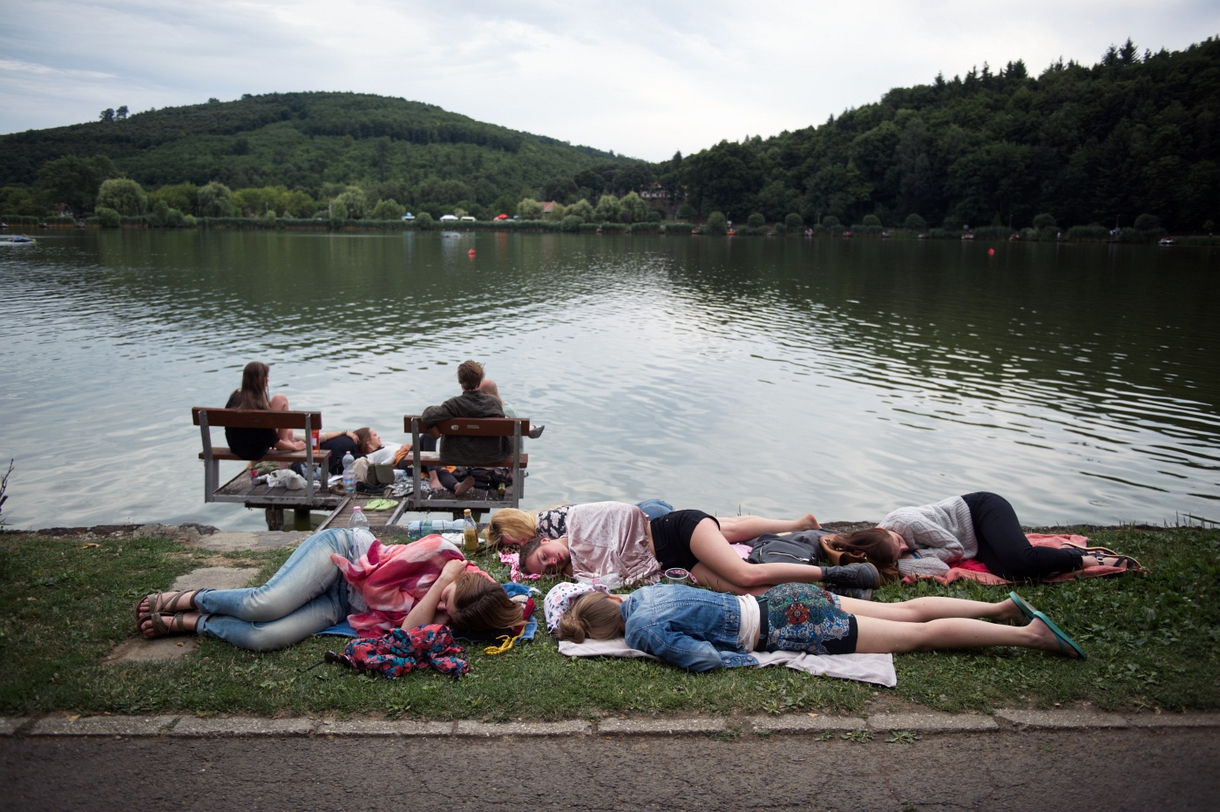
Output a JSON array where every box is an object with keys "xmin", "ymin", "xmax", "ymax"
[{"xmin": 962, "ymin": 492, "xmax": 1083, "ymax": 580}]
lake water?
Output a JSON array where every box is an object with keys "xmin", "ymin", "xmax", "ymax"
[{"xmin": 1, "ymin": 230, "xmax": 1216, "ymax": 532}]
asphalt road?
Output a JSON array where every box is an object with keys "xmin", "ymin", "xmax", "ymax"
[{"xmin": 3, "ymin": 726, "xmax": 1218, "ymax": 810}]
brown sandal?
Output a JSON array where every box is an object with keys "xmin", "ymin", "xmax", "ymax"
[
  {"xmin": 134, "ymin": 590, "xmax": 198, "ymax": 623},
  {"xmin": 139, "ymin": 611, "xmax": 192, "ymax": 640}
]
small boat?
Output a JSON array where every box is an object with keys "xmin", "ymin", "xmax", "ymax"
[
  {"xmin": 1158, "ymin": 238, "xmax": 1175, "ymax": 246},
  {"xmin": 2, "ymin": 234, "xmax": 35, "ymax": 244}
]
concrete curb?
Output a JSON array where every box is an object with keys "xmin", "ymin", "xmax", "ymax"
[{"xmin": 6, "ymin": 710, "xmax": 1218, "ymax": 739}]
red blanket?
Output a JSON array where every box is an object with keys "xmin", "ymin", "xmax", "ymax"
[{"xmin": 899, "ymin": 534, "xmax": 1132, "ymax": 585}]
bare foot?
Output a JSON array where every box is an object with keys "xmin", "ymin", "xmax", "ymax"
[
  {"xmin": 997, "ymin": 597, "xmax": 1025, "ymax": 624},
  {"xmin": 454, "ymin": 476, "xmax": 476, "ymax": 496},
  {"xmin": 797, "ymin": 513, "xmax": 821, "ymax": 531},
  {"xmin": 428, "ymin": 471, "xmax": 443, "ymax": 490},
  {"xmin": 138, "ymin": 611, "xmax": 199, "ymax": 639},
  {"xmin": 1029, "ymin": 617, "xmax": 1085, "ymax": 659}
]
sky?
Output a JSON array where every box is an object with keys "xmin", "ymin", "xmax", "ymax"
[{"xmin": 1, "ymin": 1, "xmax": 1217, "ymax": 163}]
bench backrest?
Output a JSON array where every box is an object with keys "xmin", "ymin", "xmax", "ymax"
[
  {"xmin": 193, "ymin": 407, "xmax": 323, "ymax": 431},
  {"xmin": 405, "ymin": 415, "xmax": 529, "ymax": 437}
]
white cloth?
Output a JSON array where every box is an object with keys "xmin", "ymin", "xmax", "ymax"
[
  {"xmin": 558, "ymin": 638, "xmax": 897, "ymax": 687},
  {"xmin": 736, "ymin": 595, "xmax": 760, "ymax": 653}
]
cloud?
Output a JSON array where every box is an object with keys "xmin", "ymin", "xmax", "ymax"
[{"xmin": 0, "ymin": 0, "xmax": 1216, "ymax": 160}]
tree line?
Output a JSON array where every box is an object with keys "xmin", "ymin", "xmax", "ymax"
[{"xmin": 1, "ymin": 39, "xmax": 1216, "ymax": 234}]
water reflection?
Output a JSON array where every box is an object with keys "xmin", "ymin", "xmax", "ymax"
[{"xmin": 0, "ymin": 231, "xmax": 1215, "ymax": 532}]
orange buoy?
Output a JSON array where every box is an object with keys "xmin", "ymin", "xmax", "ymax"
[
  {"xmin": 987, "ymin": 248, "xmax": 995, "ymax": 256},
  {"xmin": 468, "ymin": 249, "xmax": 476, "ymax": 257}
]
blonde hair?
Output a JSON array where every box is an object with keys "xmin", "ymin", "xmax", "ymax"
[
  {"xmin": 556, "ymin": 593, "xmax": 624, "ymax": 643},
  {"xmin": 447, "ymin": 572, "xmax": 523, "ymax": 633},
  {"xmin": 485, "ymin": 508, "xmax": 537, "ymax": 549}
]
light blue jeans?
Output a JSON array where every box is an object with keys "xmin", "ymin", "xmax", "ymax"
[
  {"xmin": 195, "ymin": 528, "xmax": 357, "ymax": 652},
  {"xmin": 635, "ymin": 499, "xmax": 674, "ymax": 521}
]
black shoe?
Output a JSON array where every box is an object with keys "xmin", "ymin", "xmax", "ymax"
[
  {"xmin": 824, "ymin": 585, "xmax": 875, "ymax": 601},
  {"xmin": 528, "ymin": 424, "xmax": 545, "ymax": 439},
  {"xmin": 821, "ymin": 562, "xmax": 880, "ymax": 590}
]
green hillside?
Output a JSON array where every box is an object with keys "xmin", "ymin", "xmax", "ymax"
[
  {"xmin": 0, "ymin": 91, "xmax": 637, "ymax": 216},
  {"xmin": 674, "ymin": 37, "xmax": 1220, "ymax": 233}
]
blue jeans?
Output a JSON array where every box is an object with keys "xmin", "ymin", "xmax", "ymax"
[
  {"xmin": 195, "ymin": 528, "xmax": 358, "ymax": 652},
  {"xmin": 635, "ymin": 499, "xmax": 674, "ymax": 521}
]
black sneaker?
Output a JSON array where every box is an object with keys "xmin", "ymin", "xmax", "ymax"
[
  {"xmin": 823, "ymin": 585, "xmax": 875, "ymax": 601},
  {"xmin": 821, "ymin": 562, "xmax": 881, "ymax": 590},
  {"xmin": 528, "ymin": 424, "xmax": 545, "ymax": 439}
]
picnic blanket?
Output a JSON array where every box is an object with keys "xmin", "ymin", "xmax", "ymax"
[
  {"xmin": 558, "ymin": 638, "xmax": 896, "ymax": 686},
  {"xmin": 900, "ymin": 533, "xmax": 1134, "ymax": 585}
]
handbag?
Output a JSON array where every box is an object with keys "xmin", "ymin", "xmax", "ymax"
[{"xmin": 818, "ymin": 535, "xmax": 869, "ymax": 566}]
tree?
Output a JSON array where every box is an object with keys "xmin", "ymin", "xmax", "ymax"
[
  {"xmin": 784, "ymin": 212, "xmax": 804, "ymax": 230},
  {"xmin": 197, "ymin": 182, "xmax": 234, "ymax": 217},
  {"xmin": 99, "ymin": 108, "xmax": 115, "ymax": 123},
  {"xmin": 94, "ymin": 206, "xmax": 121, "ymax": 228},
  {"xmin": 902, "ymin": 213, "xmax": 927, "ymax": 230},
  {"xmin": 116, "ymin": 106, "xmax": 129, "ymax": 121},
  {"xmin": 37, "ymin": 154, "xmax": 117, "ymax": 215},
  {"xmin": 565, "ymin": 198, "xmax": 594, "ymax": 222},
  {"xmin": 1032, "ymin": 212, "xmax": 1057, "ymax": 229},
  {"xmin": 747, "ymin": 212, "xmax": 766, "ymax": 228},
  {"xmin": 705, "ymin": 211, "xmax": 728, "ymax": 235},
  {"xmin": 543, "ymin": 176, "xmax": 579, "ymax": 204},
  {"xmin": 517, "ymin": 198, "xmax": 543, "ymax": 219},
  {"xmin": 149, "ymin": 182, "xmax": 198, "ymax": 216},
  {"xmin": 620, "ymin": 191, "xmax": 649, "ymax": 223},
  {"xmin": 370, "ymin": 198, "xmax": 405, "ymax": 220},
  {"xmin": 593, "ymin": 193, "xmax": 621, "ymax": 222},
  {"xmin": 334, "ymin": 186, "xmax": 367, "ymax": 219},
  {"xmin": 95, "ymin": 178, "xmax": 147, "ymax": 216}
]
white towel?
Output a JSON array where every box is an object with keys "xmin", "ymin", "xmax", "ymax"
[{"xmin": 557, "ymin": 638, "xmax": 896, "ymax": 687}]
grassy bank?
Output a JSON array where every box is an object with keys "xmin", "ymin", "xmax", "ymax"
[{"xmin": 0, "ymin": 526, "xmax": 1216, "ymax": 720}]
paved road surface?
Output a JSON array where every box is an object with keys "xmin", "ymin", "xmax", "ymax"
[{"xmin": 4, "ymin": 726, "xmax": 1218, "ymax": 810}]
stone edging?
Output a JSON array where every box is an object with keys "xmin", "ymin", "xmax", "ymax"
[{"xmin": 5, "ymin": 709, "xmax": 1217, "ymax": 739}]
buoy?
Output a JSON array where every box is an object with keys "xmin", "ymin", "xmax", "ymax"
[
  {"xmin": 987, "ymin": 248, "xmax": 995, "ymax": 256},
  {"xmin": 468, "ymin": 249, "xmax": 476, "ymax": 257}
]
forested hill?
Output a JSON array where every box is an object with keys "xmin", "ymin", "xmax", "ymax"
[
  {"xmin": 674, "ymin": 37, "xmax": 1220, "ymax": 232},
  {"xmin": 0, "ymin": 91, "xmax": 634, "ymax": 205}
]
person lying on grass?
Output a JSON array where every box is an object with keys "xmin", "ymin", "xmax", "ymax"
[
  {"xmin": 547, "ymin": 581, "xmax": 1084, "ymax": 673},
  {"xmin": 135, "ymin": 528, "xmax": 524, "ymax": 652},
  {"xmin": 823, "ymin": 491, "xmax": 1142, "ymax": 582},
  {"xmin": 515, "ymin": 502, "xmax": 880, "ymax": 594}
]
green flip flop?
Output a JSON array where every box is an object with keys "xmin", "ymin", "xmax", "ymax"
[
  {"xmin": 365, "ymin": 498, "xmax": 398, "ymax": 511},
  {"xmin": 1009, "ymin": 591, "xmax": 1039, "ymax": 624},
  {"xmin": 1031, "ymin": 609, "xmax": 1087, "ymax": 659}
]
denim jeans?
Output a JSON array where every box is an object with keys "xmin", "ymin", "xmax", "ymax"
[
  {"xmin": 195, "ymin": 528, "xmax": 359, "ymax": 652},
  {"xmin": 635, "ymin": 499, "xmax": 674, "ymax": 521},
  {"xmin": 622, "ymin": 584, "xmax": 755, "ymax": 672}
]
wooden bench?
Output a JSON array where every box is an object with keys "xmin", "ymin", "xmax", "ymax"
[
  {"xmin": 192, "ymin": 408, "xmax": 339, "ymax": 524},
  {"xmin": 389, "ymin": 414, "xmax": 532, "ymax": 519}
]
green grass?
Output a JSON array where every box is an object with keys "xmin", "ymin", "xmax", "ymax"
[{"xmin": 0, "ymin": 526, "xmax": 1216, "ymax": 720}]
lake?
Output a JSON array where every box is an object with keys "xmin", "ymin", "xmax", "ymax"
[{"xmin": 0, "ymin": 229, "xmax": 1216, "ymax": 532}]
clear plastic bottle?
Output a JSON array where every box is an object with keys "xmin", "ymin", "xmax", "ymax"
[
  {"xmin": 349, "ymin": 505, "xmax": 369, "ymax": 530},
  {"xmin": 406, "ymin": 519, "xmax": 466, "ymax": 538},
  {"xmin": 341, "ymin": 450, "xmax": 356, "ymax": 495},
  {"xmin": 463, "ymin": 508, "xmax": 478, "ymax": 554}
]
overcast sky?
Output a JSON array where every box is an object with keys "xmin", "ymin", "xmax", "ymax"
[{"xmin": 1, "ymin": 1, "xmax": 1216, "ymax": 162}]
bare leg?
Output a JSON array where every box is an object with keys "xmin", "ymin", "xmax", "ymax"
[
  {"xmin": 715, "ymin": 513, "xmax": 820, "ymax": 542},
  {"xmin": 839, "ymin": 595, "xmax": 1023, "ymax": 624},
  {"xmin": 854, "ymin": 615, "xmax": 1075, "ymax": 656},
  {"xmin": 687, "ymin": 519, "xmax": 825, "ymax": 595},
  {"xmin": 269, "ymin": 392, "xmax": 305, "ymax": 451}
]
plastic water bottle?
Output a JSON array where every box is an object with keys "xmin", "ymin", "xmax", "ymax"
[
  {"xmin": 406, "ymin": 519, "xmax": 465, "ymax": 538},
  {"xmin": 341, "ymin": 450, "xmax": 356, "ymax": 494},
  {"xmin": 349, "ymin": 506, "xmax": 369, "ymax": 530},
  {"xmin": 463, "ymin": 508, "xmax": 478, "ymax": 554}
]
